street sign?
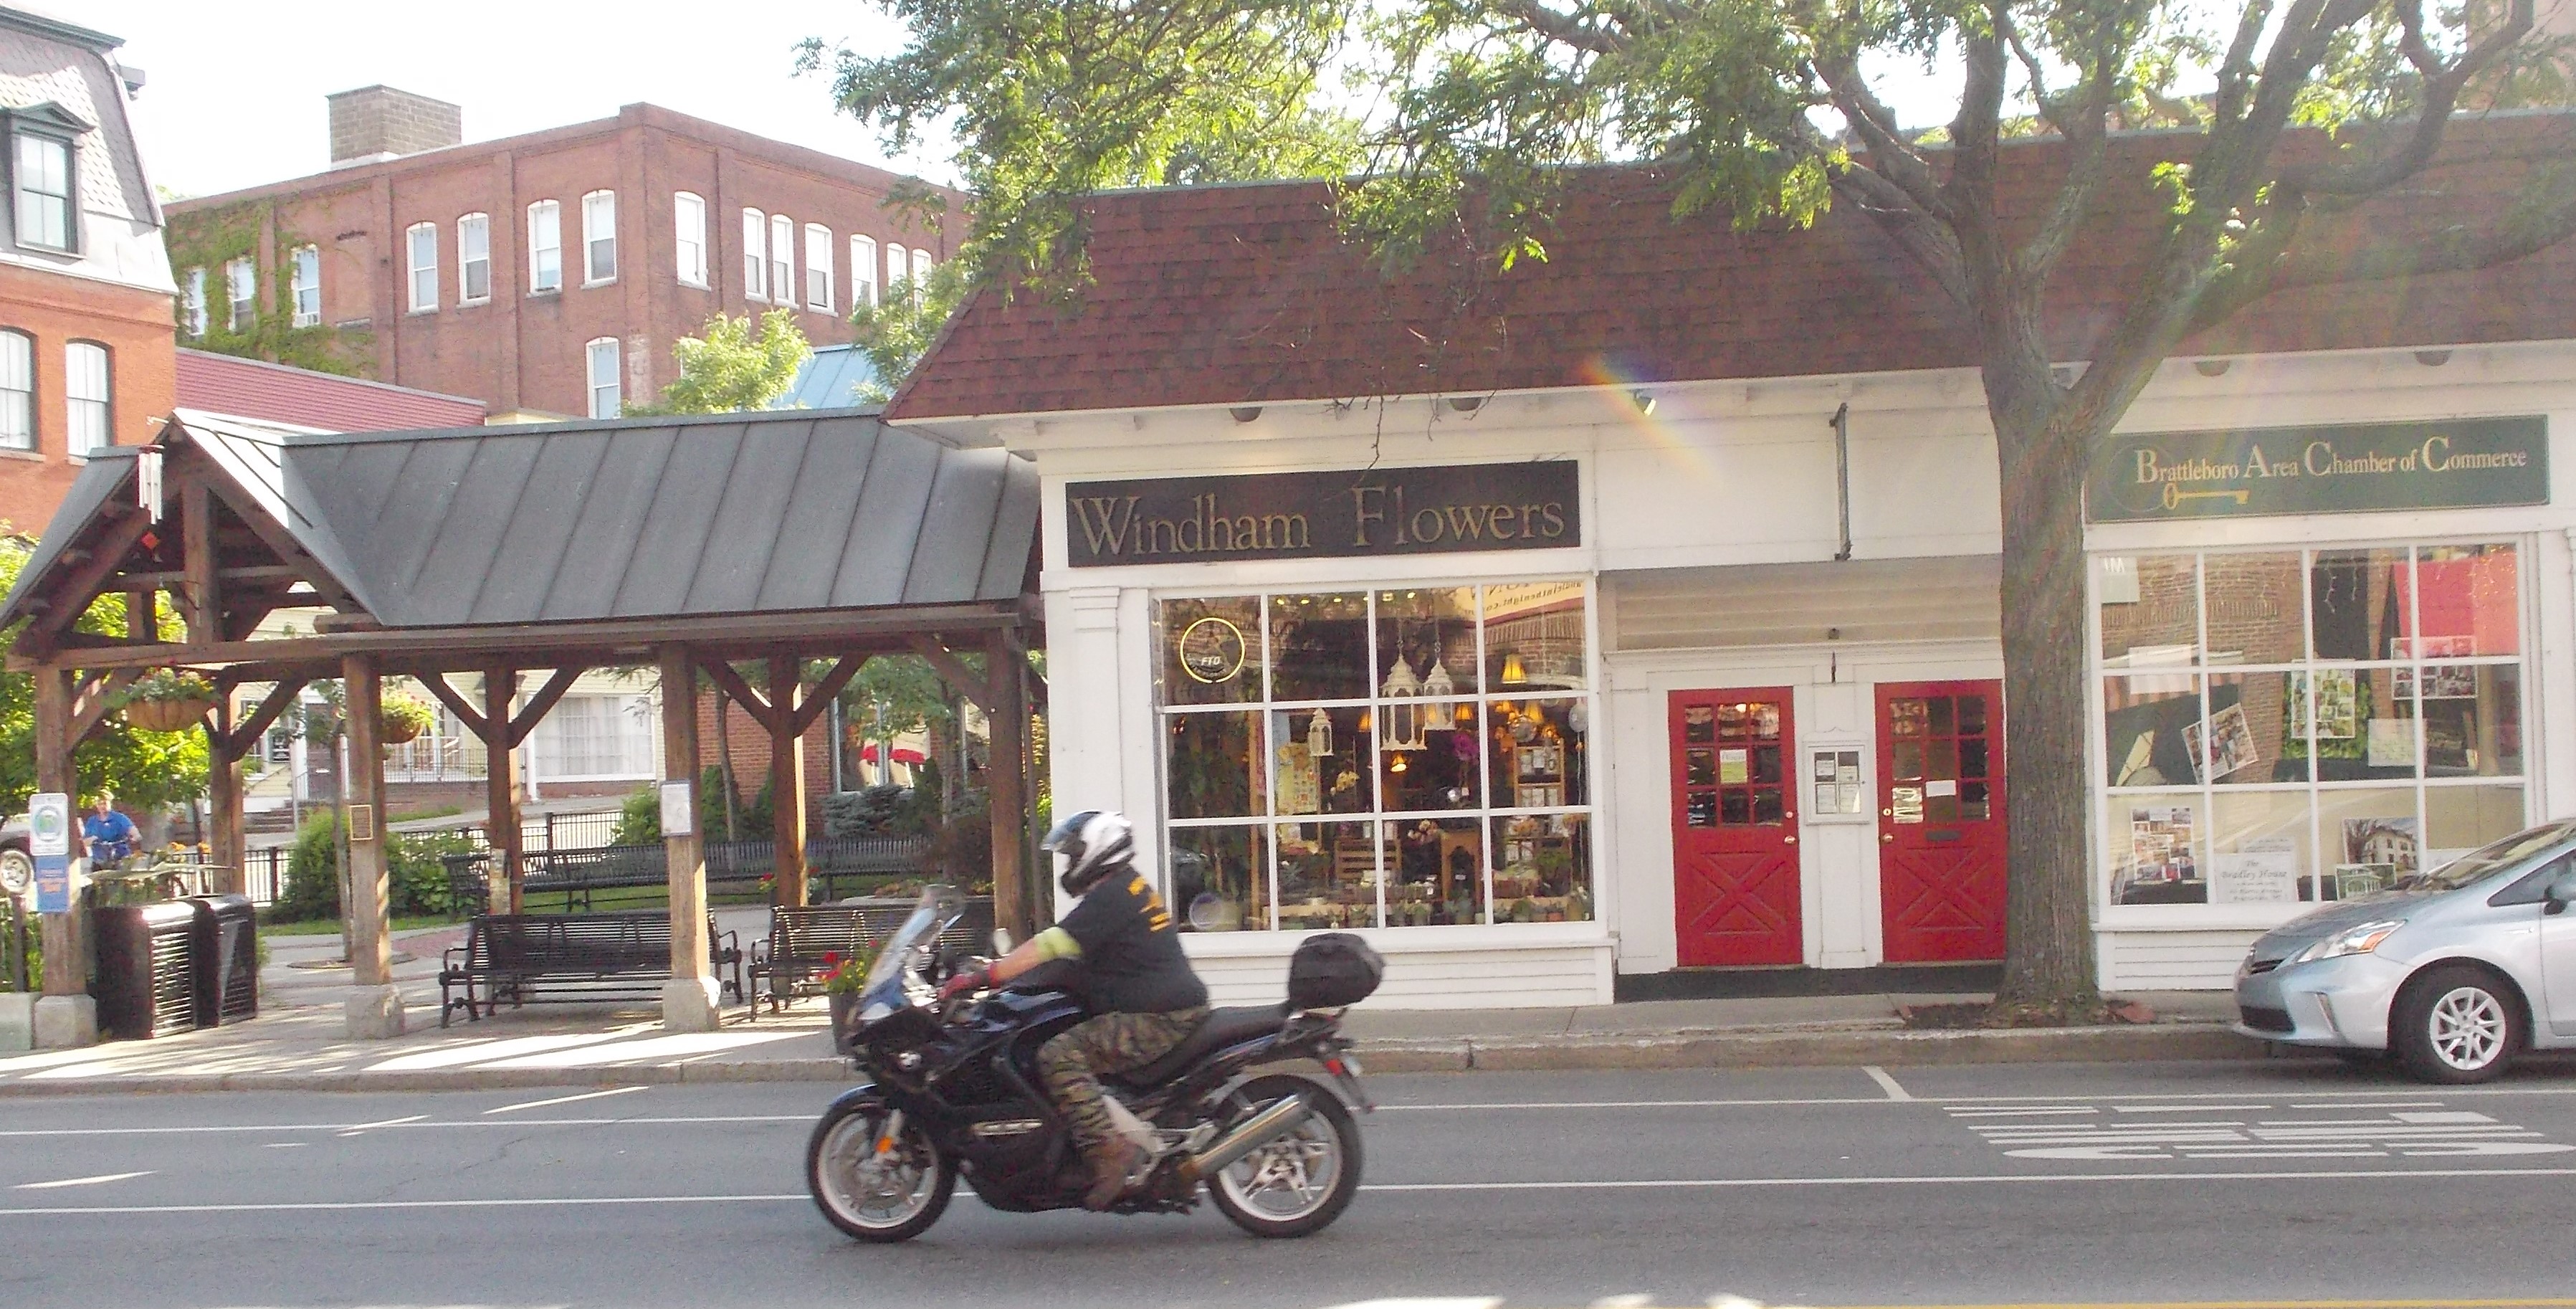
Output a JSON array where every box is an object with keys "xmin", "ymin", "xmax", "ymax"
[{"xmin": 29, "ymin": 792, "xmax": 70, "ymax": 913}]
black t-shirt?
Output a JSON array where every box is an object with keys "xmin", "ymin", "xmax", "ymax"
[{"xmin": 1058, "ymin": 871, "xmax": 1209, "ymax": 1014}]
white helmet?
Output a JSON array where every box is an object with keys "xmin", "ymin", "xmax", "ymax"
[{"xmin": 1042, "ymin": 809, "xmax": 1135, "ymax": 897}]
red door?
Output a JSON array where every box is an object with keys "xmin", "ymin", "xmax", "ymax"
[
  {"xmin": 1671, "ymin": 688, "xmax": 1801, "ymax": 966},
  {"xmin": 1877, "ymin": 680, "xmax": 2007, "ymax": 963}
]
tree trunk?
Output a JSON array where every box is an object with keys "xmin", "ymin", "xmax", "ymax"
[{"xmin": 1989, "ymin": 383, "xmax": 2104, "ymax": 1016}]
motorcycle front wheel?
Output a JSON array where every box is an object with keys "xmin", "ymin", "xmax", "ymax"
[
  {"xmin": 1205, "ymin": 1073, "xmax": 1363, "ymax": 1239},
  {"xmin": 806, "ymin": 1099, "xmax": 956, "ymax": 1242}
]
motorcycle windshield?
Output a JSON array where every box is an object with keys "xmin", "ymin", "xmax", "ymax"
[{"xmin": 864, "ymin": 883, "xmax": 968, "ymax": 994}]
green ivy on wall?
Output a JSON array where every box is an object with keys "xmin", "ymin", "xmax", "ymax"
[{"xmin": 163, "ymin": 200, "xmax": 373, "ymax": 377}]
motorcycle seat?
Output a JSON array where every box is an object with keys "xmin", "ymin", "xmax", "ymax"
[{"xmin": 1115, "ymin": 1004, "xmax": 1292, "ymax": 1087}]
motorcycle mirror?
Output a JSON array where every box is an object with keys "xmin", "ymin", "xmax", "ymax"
[{"xmin": 992, "ymin": 928, "xmax": 1015, "ymax": 954}]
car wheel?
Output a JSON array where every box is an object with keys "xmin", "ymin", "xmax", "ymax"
[
  {"xmin": 0, "ymin": 847, "xmax": 30, "ymax": 898},
  {"xmin": 2391, "ymin": 964, "xmax": 2524, "ymax": 1085}
]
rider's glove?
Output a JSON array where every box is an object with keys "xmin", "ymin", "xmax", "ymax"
[{"xmin": 936, "ymin": 968, "xmax": 989, "ymax": 1001}]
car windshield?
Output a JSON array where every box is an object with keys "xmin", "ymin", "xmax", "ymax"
[
  {"xmin": 2395, "ymin": 821, "xmax": 2576, "ymax": 892},
  {"xmin": 864, "ymin": 883, "xmax": 966, "ymax": 992}
]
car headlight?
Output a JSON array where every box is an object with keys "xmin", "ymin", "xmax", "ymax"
[{"xmin": 2289, "ymin": 919, "xmax": 2407, "ymax": 965}]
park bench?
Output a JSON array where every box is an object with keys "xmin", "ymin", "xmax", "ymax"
[
  {"xmin": 439, "ymin": 910, "xmax": 743, "ymax": 1027},
  {"xmin": 746, "ymin": 895, "xmax": 1002, "ymax": 1017}
]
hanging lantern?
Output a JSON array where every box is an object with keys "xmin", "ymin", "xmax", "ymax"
[
  {"xmin": 1380, "ymin": 651, "xmax": 1423, "ymax": 753},
  {"xmin": 1307, "ymin": 707, "xmax": 1333, "ymax": 758},
  {"xmin": 1422, "ymin": 647, "xmax": 1454, "ymax": 698}
]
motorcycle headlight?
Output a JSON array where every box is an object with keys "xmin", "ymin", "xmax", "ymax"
[{"xmin": 2289, "ymin": 919, "xmax": 2407, "ymax": 966}]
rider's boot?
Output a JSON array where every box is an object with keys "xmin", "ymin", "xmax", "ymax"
[{"xmin": 1081, "ymin": 1136, "xmax": 1145, "ymax": 1211}]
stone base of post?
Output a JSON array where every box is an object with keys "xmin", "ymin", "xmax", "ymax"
[
  {"xmin": 345, "ymin": 984, "xmax": 407, "ymax": 1039},
  {"xmin": 0, "ymin": 992, "xmax": 37, "ymax": 1051},
  {"xmin": 662, "ymin": 977, "xmax": 723, "ymax": 1032},
  {"xmin": 32, "ymin": 994, "xmax": 97, "ymax": 1049}
]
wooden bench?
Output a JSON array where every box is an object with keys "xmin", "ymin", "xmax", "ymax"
[
  {"xmin": 439, "ymin": 910, "xmax": 743, "ymax": 1027},
  {"xmin": 442, "ymin": 846, "xmax": 771, "ymax": 914}
]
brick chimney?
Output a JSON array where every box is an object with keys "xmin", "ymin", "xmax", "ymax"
[{"xmin": 326, "ymin": 86, "xmax": 462, "ymax": 167}]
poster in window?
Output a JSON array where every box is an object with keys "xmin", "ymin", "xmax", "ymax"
[
  {"xmin": 2333, "ymin": 816, "xmax": 2419, "ymax": 899},
  {"xmin": 2211, "ymin": 836, "xmax": 2298, "ymax": 904},
  {"xmin": 2184, "ymin": 703, "xmax": 2260, "ymax": 781},
  {"xmin": 2117, "ymin": 805, "xmax": 2204, "ymax": 904}
]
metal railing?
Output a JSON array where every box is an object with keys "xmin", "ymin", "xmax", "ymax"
[{"xmin": 439, "ymin": 835, "xmax": 934, "ymax": 914}]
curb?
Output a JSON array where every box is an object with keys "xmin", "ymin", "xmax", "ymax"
[{"xmin": 0, "ymin": 1022, "xmax": 2264, "ymax": 1095}]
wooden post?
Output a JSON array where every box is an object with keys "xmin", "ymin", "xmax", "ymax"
[
  {"xmin": 660, "ymin": 644, "xmax": 719, "ymax": 1030},
  {"xmin": 986, "ymin": 633, "xmax": 1031, "ymax": 942},
  {"xmin": 181, "ymin": 480, "xmax": 220, "ymax": 642},
  {"xmin": 768, "ymin": 656, "xmax": 808, "ymax": 909},
  {"xmin": 483, "ymin": 667, "xmax": 520, "ymax": 915},
  {"xmin": 206, "ymin": 696, "xmax": 246, "ymax": 896},
  {"xmin": 32, "ymin": 666, "xmax": 87, "ymax": 1006},
  {"xmin": 341, "ymin": 653, "xmax": 403, "ymax": 1037}
]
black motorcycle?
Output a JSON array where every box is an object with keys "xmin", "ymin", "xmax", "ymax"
[{"xmin": 806, "ymin": 885, "xmax": 1383, "ymax": 1242}]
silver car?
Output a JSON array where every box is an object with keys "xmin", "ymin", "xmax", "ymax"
[{"xmin": 2235, "ymin": 819, "xmax": 2576, "ymax": 1083}]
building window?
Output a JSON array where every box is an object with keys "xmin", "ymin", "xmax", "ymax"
[
  {"xmin": 2094, "ymin": 543, "xmax": 2532, "ymax": 915},
  {"xmin": 803, "ymin": 223, "xmax": 833, "ymax": 312},
  {"xmin": 290, "ymin": 245, "xmax": 322, "ymax": 326},
  {"xmin": 1155, "ymin": 583, "xmax": 1595, "ymax": 931},
  {"xmin": 768, "ymin": 214, "xmax": 793, "ymax": 307},
  {"xmin": 742, "ymin": 207, "xmax": 767, "ymax": 300},
  {"xmin": 0, "ymin": 330, "xmax": 30, "ymax": 450},
  {"xmin": 457, "ymin": 213, "xmax": 490, "ymax": 303},
  {"xmin": 181, "ymin": 268, "xmax": 209, "ymax": 338},
  {"xmin": 528, "ymin": 200, "xmax": 562, "ymax": 293},
  {"xmin": 586, "ymin": 337, "xmax": 620, "ymax": 418},
  {"xmin": 65, "ymin": 341, "xmax": 108, "ymax": 454},
  {"xmin": 885, "ymin": 243, "xmax": 907, "ymax": 298},
  {"xmin": 674, "ymin": 191, "xmax": 707, "ymax": 287},
  {"xmin": 911, "ymin": 249, "xmax": 933, "ymax": 305},
  {"xmin": 850, "ymin": 236, "xmax": 877, "ymax": 308},
  {"xmin": 226, "ymin": 257, "xmax": 256, "ymax": 330},
  {"xmin": 12, "ymin": 130, "xmax": 72, "ymax": 251},
  {"xmin": 533, "ymin": 695, "xmax": 656, "ymax": 779},
  {"xmin": 406, "ymin": 222, "xmax": 438, "ymax": 312},
  {"xmin": 582, "ymin": 190, "xmax": 616, "ymax": 284}
]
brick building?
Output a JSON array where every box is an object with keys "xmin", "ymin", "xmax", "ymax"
[
  {"xmin": 0, "ymin": 7, "xmax": 175, "ymax": 532},
  {"xmin": 165, "ymin": 90, "xmax": 958, "ymax": 420}
]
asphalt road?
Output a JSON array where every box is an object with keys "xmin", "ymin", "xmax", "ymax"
[{"xmin": 6, "ymin": 1057, "xmax": 2576, "ymax": 1308}]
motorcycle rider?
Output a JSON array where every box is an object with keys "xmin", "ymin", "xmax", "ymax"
[{"xmin": 937, "ymin": 810, "xmax": 1211, "ymax": 1209}]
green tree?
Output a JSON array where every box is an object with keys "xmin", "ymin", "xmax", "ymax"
[
  {"xmin": 849, "ymin": 260, "xmax": 970, "ymax": 401},
  {"xmin": 0, "ymin": 536, "xmax": 210, "ymax": 818},
  {"xmin": 629, "ymin": 308, "xmax": 813, "ymax": 415},
  {"xmin": 811, "ymin": 0, "xmax": 2576, "ymax": 1016}
]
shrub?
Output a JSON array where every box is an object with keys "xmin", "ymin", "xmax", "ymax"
[
  {"xmin": 613, "ymin": 785, "xmax": 660, "ymax": 846},
  {"xmin": 930, "ymin": 800, "xmax": 992, "ymax": 892},
  {"xmin": 391, "ymin": 830, "xmax": 474, "ymax": 918},
  {"xmin": 275, "ymin": 809, "xmax": 474, "ymax": 920},
  {"xmin": 277, "ymin": 810, "xmax": 343, "ymax": 921},
  {"xmin": 698, "ymin": 766, "xmax": 775, "ymax": 837},
  {"xmin": 822, "ymin": 784, "xmax": 905, "ymax": 838}
]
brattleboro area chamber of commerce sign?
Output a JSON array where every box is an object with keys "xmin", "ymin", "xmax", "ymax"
[
  {"xmin": 1064, "ymin": 460, "xmax": 1581, "ymax": 566},
  {"xmin": 2087, "ymin": 415, "xmax": 2548, "ymax": 522}
]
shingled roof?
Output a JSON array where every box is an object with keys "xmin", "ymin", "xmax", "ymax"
[
  {"xmin": 0, "ymin": 406, "xmax": 1039, "ymax": 633},
  {"xmin": 888, "ymin": 112, "xmax": 2576, "ymax": 421}
]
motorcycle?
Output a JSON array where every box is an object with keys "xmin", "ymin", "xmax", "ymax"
[{"xmin": 806, "ymin": 885, "xmax": 1383, "ymax": 1242}]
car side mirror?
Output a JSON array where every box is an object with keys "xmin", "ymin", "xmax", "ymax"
[{"xmin": 2546, "ymin": 870, "xmax": 2576, "ymax": 915}]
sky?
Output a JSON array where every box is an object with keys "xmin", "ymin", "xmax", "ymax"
[{"xmin": 78, "ymin": 1, "xmax": 955, "ymax": 200}]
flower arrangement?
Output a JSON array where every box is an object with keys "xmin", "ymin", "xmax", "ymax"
[
  {"xmin": 378, "ymin": 692, "xmax": 436, "ymax": 745},
  {"xmin": 120, "ymin": 670, "xmax": 218, "ymax": 732},
  {"xmin": 819, "ymin": 948, "xmax": 876, "ymax": 994}
]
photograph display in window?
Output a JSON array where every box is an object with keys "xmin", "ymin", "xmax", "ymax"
[
  {"xmin": 1157, "ymin": 584, "xmax": 1591, "ymax": 932},
  {"xmin": 2096, "ymin": 544, "xmax": 2527, "ymax": 908}
]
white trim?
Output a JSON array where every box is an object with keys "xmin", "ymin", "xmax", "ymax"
[
  {"xmin": 455, "ymin": 212, "xmax": 491, "ymax": 305},
  {"xmin": 803, "ymin": 222, "xmax": 833, "ymax": 313},
  {"xmin": 287, "ymin": 245, "xmax": 321, "ymax": 327},
  {"xmin": 526, "ymin": 200, "xmax": 562, "ymax": 295},
  {"xmin": 740, "ymin": 207, "xmax": 766, "ymax": 301},
  {"xmin": 673, "ymin": 191, "xmax": 707, "ymax": 288},
  {"xmin": 585, "ymin": 336, "xmax": 621, "ymax": 419},
  {"xmin": 404, "ymin": 222, "xmax": 438, "ymax": 313}
]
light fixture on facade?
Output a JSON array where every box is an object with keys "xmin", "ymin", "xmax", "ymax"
[
  {"xmin": 2414, "ymin": 349, "xmax": 2453, "ymax": 367},
  {"xmin": 1229, "ymin": 406, "xmax": 1263, "ymax": 423},
  {"xmin": 2193, "ymin": 358, "xmax": 2231, "ymax": 376},
  {"xmin": 1630, "ymin": 390, "xmax": 1655, "ymax": 414},
  {"xmin": 1446, "ymin": 395, "xmax": 1484, "ymax": 412}
]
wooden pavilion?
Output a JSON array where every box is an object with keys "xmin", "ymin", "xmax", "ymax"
[{"xmin": 0, "ymin": 406, "xmax": 1041, "ymax": 1046}]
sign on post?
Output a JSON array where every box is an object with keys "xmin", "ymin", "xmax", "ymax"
[
  {"xmin": 659, "ymin": 780, "xmax": 696, "ymax": 837},
  {"xmin": 29, "ymin": 791, "xmax": 69, "ymax": 914}
]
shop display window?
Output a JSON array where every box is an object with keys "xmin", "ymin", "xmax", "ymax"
[
  {"xmin": 2094, "ymin": 543, "xmax": 2528, "ymax": 915},
  {"xmin": 1158, "ymin": 582, "xmax": 1593, "ymax": 931}
]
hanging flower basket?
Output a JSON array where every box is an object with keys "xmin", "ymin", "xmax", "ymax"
[
  {"xmin": 120, "ymin": 670, "xmax": 218, "ymax": 733},
  {"xmin": 379, "ymin": 692, "xmax": 435, "ymax": 745}
]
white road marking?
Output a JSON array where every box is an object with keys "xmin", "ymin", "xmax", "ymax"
[
  {"xmin": 1950, "ymin": 1100, "xmax": 2567, "ymax": 1160},
  {"xmin": 1592, "ymin": 1295, "xmax": 1656, "ymax": 1308},
  {"xmin": 0, "ymin": 1114, "xmax": 808, "ymax": 1139},
  {"xmin": 1861, "ymin": 1066, "xmax": 1913, "ymax": 1101},
  {"xmin": 335, "ymin": 1114, "xmax": 427, "ymax": 1137},
  {"xmin": 482, "ymin": 1086, "xmax": 648, "ymax": 1115},
  {"xmin": 13, "ymin": 1171, "xmax": 153, "ymax": 1190}
]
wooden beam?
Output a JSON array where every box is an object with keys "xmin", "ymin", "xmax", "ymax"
[
  {"xmin": 181, "ymin": 480, "xmax": 220, "ymax": 642},
  {"xmin": 342, "ymin": 652, "xmax": 394, "ymax": 991},
  {"xmin": 699, "ymin": 659, "xmax": 778, "ymax": 734},
  {"xmin": 18, "ymin": 512, "xmax": 153, "ymax": 653},
  {"xmin": 910, "ymin": 636, "xmax": 993, "ymax": 714},
  {"xmin": 416, "ymin": 672, "xmax": 490, "ymax": 741},
  {"xmin": 109, "ymin": 564, "xmax": 309, "ymax": 591},
  {"xmin": 206, "ymin": 693, "xmax": 245, "ymax": 895},
  {"xmin": 198, "ymin": 475, "xmax": 363, "ymax": 613},
  {"xmin": 221, "ymin": 677, "xmax": 309, "ymax": 761},
  {"xmin": 505, "ymin": 667, "xmax": 583, "ymax": 748},
  {"xmin": 985, "ymin": 631, "xmax": 1031, "ymax": 941},
  {"xmin": 484, "ymin": 669, "xmax": 521, "ymax": 916},
  {"xmin": 768, "ymin": 655, "xmax": 808, "ymax": 910},
  {"xmin": 34, "ymin": 666, "xmax": 82, "ymax": 1001},
  {"xmin": 786, "ymin": 654, "xmax": 869, "ymax": 736},
  {"xmin": 67, "ymin": 668, "xmax": 143, "ymax": 747},
  {"xmin": 658, "ymin": 643, "xmax": 715, "ymax": 1025}
]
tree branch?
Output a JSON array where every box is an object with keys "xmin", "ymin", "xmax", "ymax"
[{"xmin": 1494, "ymin": 0, "xmax": 1628, "ymax": 54}]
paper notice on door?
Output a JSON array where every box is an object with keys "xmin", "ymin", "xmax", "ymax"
[
  {"xmin": 1837, "ymin": 781, "xmax": 1864, "ymax": 814},
  {"xmin": 1719, "ymin": 748, "xmax": 1749, "ymax": 784},
  {"xmin": 1926, "ymin": 779, "xmax": 1957, "ymax": 797},
  {"xmin": 1813, "ymin": 753, "xmax": 1838, "ymax": 780},
  {"xmin": 1815, "ymin": 783, "xmax": 1838, "ymax": 814}
]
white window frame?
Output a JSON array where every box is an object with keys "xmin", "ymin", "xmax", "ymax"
[
  {"xmin": 527, "ymin": 200, "xmax": 562, "ymax": 294},
  {"xmin": 581, "ymin": 190, "xmax": 617, "ymax": 285},
  {"xmin": 289, "ymin": 246, "xmax": 321, "ymax": 327},
  {"xmin": 850, "ymin": 235, "xmax": 877, "ymax": 308},
  {"xmin": 742, "ymin": 207, "xmax": 767, "ymax": 301},
  {"xmin": 181, "ymin": 268, "xmax": 209, "ymax": 338},
  {"xmin": 225, "ymin": 257, "xmax": 256, "ymax": 331},
  {"xmin": 531, "ymin": 695, "xmax": 658, "ymax": 781},
  {"xmin": 674, "ymin": 191, "xmax": 707, "ymax": 287},
  {"xmin": 457, "ymin": 213, "xmax": 491, "ymax": 304},
  {"xmin": 768, "ymin": 213, "xmax": 793, "ymax": 308},
  {"xmin": 586, "ymin": 336, "xmax": 621, "ymax": 419},
  {"xmin": 911, "ymin": 249, "xmax": 933, "ymax": 306},
  {"xmin": 0, "ymin": 330, "xmax": 31, "ymax": 450},
  {"xmin": 884, "ymin": 243, "xmax": 907, "ymax": 297},
  {"xmin": 803, "ymin": 223, "xmax": 834, "ymax": 312},
  {"xmin": 12, "ymin": 130, "xmax": 72, "ymax": 252},
  {"xmin": 406, "ymin": 222, "xmax": 439, "ymax": 313},
  {"xmin": 65, "ymin": 341, "xmax": 108, "ymax": 454}
]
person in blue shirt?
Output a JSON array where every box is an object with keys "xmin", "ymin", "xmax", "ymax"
[{"xmin": 82, "ymin": 794, "xmax": 137, "ymax": 867}]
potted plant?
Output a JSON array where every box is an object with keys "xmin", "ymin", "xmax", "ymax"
[
  {"xmin": 820, "ymin": 948, "xmax": 877, "ymax": 1055},
  {"xmin": 378, "ymin": 692, "xmax": 436, "ymax": 745},
  {"xmin": 120, "ymin": 670, "xmax": 217, "ymax": 733}
]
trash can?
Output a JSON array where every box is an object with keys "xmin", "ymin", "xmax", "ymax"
[
  {"xmin": 187, "ymin": 895, "xmax": 259, "ymax": 1027},
  {"xmin": 93, "ymin": 901, "xmax": 200, "ymax": 1039}
]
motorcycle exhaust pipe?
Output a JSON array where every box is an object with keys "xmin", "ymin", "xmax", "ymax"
[{"xmin": 1183, "ymin": 1093, "xmax": 1312, "ymax": 1183}]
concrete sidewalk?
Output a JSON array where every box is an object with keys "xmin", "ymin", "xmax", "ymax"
[{"xmin": 0, "ymin": 920, "xmax": 2258, "ymax": 1094}]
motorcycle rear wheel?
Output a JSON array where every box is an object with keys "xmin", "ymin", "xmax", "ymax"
[
  {"xmin": 807, "ymin": 1100, "xmax": 956, "ymax": 1242},
  {"xmin": 1205, "ymin": 1074, "xmax": 1363, "ymax": 1239}
]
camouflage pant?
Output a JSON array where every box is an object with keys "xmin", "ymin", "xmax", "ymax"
[{"xmin": 1038, "ymin": 1007, "xmax": 1209, "ymax": 1154}]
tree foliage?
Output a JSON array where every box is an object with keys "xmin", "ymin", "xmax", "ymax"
[
  {"xmin": 814, "ymin": 0, "xmax": 2576, "ymax": 1012},
  {"xmin": 0, "ymin": 536, "xmax": 209, "ymax": 817},
  {"xmin": 629, "ymin": 308, "xmax": 814, "ymax": 415}
]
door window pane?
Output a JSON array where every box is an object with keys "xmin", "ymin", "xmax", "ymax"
[
  {"xmin": 1158, "ymin": 596, "xmax": 1259, "ymax": 705},
  {"xmin": 1166, "ymin": 711, "xmax": 1262, "ymax": 819},
  {"xmin": 2097, "ymin": 554, "xmax": 2199, "ymax": 666},
  {"xmin": 1267, "ymin": 592, "xmax": 1368, "ymax": 700},
  {"xmin": 1170, "ymin": 825, "xmax": 1263, "ymax": 933}
]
